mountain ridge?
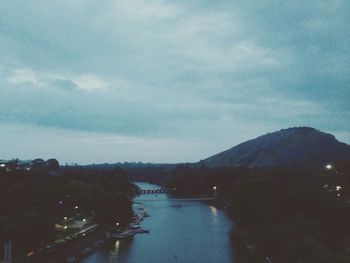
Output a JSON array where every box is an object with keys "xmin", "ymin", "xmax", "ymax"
[{"xmin": 201, "ymin": 127, "xmax": 350, "ymax": 169}]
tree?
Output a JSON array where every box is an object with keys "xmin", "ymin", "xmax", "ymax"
[{"xmin": 46, "ymin": 159, "xmax": 60, "ymax": 171}]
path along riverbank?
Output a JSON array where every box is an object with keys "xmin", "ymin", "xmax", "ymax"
[{"xmin": 26, "ymin": 202, "xmax": 150, "ymax": 263}]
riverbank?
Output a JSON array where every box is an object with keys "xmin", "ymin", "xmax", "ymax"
[
  {"xmin": 26, "ymin": 202, "xmax": 149, "ymax": 263},
  {"xmin": 26, "ymin": 225, "xmax": 110, "ymax": 262},
  {"xmin": 81, "ymin": 182, "xmax": 235, "ymax": 263}
]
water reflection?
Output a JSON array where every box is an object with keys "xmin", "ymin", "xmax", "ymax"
[
  {"xmin": 114, "ymin": 240, "xmax": 120, "ymax": 251},
  {"xmin": 107, "ymin": 238, "xmax": 134, "ymax": 262},
  {"xmin": 82, "ymin": 183, "xmax": 235, "ymax": 263},
  {"xmin": 210, "ymin": 205, "xmax": 218, "ymax": 224},
  {"xmin": 210, "ymin": 205, "xmax": 218, "ymax": 216}
]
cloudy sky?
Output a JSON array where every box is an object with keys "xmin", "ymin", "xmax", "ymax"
[{"xmin": 0, "ymin": 0, "xmax": 349, "ymax": 164}]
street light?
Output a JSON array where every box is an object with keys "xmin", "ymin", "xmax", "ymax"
[
  {"xmin": 64, "ymin": 216, "xmax": 68, "ymax": 220},
  {"xmin": 116, "ymin": 222, "xmax": 120, "ymax": 226},
  {"xmin": 326, "ymin": 164, "xmax": 333, "ymax": 170},
  {"xmin": 74, "ymin": 206, "xmax": 79, "ymax": 209}
]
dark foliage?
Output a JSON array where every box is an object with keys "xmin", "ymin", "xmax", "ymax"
[
  {"xmin": 161, "ymin": 160, "xmax": 350, "ymax": 262},
  {"xmin": 0, "ymin": 165, "xmax": 134, "ymax": 255}
]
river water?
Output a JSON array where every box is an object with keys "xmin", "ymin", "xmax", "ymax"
[{"xmin": 81, "ymin": 182, "xmax": 235, "ymax": 263}]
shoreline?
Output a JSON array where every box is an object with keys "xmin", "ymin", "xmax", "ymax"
[{"xmin": 26, "ymin": 202, "xmax": 150, "ymax": 263}]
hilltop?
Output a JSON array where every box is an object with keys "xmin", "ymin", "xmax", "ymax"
[{"xmin": 201, "ymin": 127, "xmax": 350, "ymax": 169}]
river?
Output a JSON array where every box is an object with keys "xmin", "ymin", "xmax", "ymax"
[{"xmin": 81, "ymin": 182, "xmax": 235, "ymax": 263}]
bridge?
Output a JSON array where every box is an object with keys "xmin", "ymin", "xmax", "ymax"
[
  {"xmin": 137, "ymin": 189, "xmax": 168, "ymax": 195},
  {"xmin": 135, "ymin": 197, "xmax": 216, "ymax": 202},
  {"xmin": 136, "ymin": 188, "xmax": 217, "ymax": 201}
]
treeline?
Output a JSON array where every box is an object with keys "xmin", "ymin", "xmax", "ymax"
[
  {"xmin": 125, "ymin": 165, "xmax": 172, "ymax": 185},
  {"xmin": 148, "ymin": 160, "xmax": 350, "ymax": 262},
  {"xmin": 0, "ymin": 166, "xmax": 135, "ymax": 254},
  {"xmin": 0, "ymin": 158, "xmax": 60, "ymax": 175}
]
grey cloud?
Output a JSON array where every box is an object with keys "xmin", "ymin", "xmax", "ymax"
[
  {"xmin": 0, "ymin": 0, "xmax": 349, "ymax": 163},
  {"xmin": 50, "ymin": 79, "xmax": 79, "ymax": 91}
]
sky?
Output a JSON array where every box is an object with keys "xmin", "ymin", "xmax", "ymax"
[{"xmin": 0, "ymin": 0, "xmax": 349, "ymax": 164}]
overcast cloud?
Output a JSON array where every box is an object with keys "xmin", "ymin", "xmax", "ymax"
[{"xmin": 0, "ymin": 0, "xmax": 349, "ymax": 163}]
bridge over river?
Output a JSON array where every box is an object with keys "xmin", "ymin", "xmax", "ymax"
[
  {"xmin": 137, "ymin": 189, "xmax": 168, "ymax": 194},
  {"xmin": 137, "ymin": 188, "xmax": 216, "ymax": 202},
  {"xmin": 135, "ymin": 197, "xmax": 216, "ymax": 202},
  {"xmin": 82, "ymin": 182, "xmax": 235, "ymax": 263},
  {"xmin": 136, "ymin": 187, "xmax": 217, "ymax": 202}
]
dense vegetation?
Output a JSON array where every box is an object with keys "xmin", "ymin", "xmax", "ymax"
[
  {"xmin": 0, "ymin": 165, "xmax": 135, "ymax": 255},
  {"xmin": 2, "ymin": 156, "xmax": 350, "ymax": 262},
  {"xmin": 159, "ymin": 160, "xmax": 350, "ymax": 262}
]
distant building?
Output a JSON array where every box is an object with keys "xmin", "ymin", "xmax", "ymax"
[{"xmin": 0, "ymin": 158, "xmax": 60, "ymax": 175}]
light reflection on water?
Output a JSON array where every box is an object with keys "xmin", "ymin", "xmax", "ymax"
[
  {"xmin": 81, "ymin": 183, "xmax": 235, "ymax": 263},
  {"xmin": 210, "ymin": 205, "xmax": 218, "ymax": 216},
  {"xmin": 114, "ymin": 240, "xmax": 120, "ymax": 250},
  {"xmin": 210, "ymin": 205, "xmax": 219, "ymax": 224}
]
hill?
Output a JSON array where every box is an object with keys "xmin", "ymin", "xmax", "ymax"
[{"xmin": 201, "ymin": 127, "xmax": 350, "ymax": 169}]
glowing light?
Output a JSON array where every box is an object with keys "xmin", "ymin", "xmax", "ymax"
[
  {"xmin": 59, "ymin": 201, "xmax": 63, "ymax": 205},
  {"xmin": 213, "ymin": 186, "xmax": 217, "ymax": 190},
  {"xmin": 64, "ymin": 226, "xmax": 68, "ymax": 229},
  {"xmin": 337, "ymin": 193, "xmax": 341, "ymax": 197},
  {"xmin": 326, "ymin": 164, "xmax": 333, "ymax": 170},
  {"xmin": 74, "ymin": 206, "xmax": 79, "ymax": 209},
  {"xmin": 64, "ymin": 217, "xmax": 68, "ymax": 220},
  {"xmin": 0, "ymin": 164, "xmax": 5, "ymax": 167},
  {"xmin": 115, "ymin": 240, "xmax": 120, "ymax": 249},
  {"xmin": 336, "ymin": 186, "xmax": 342, "ymax": 191},
  {"xmin": 116, "ymin": 222, "xmax": 120, "ymax": 226},
  {"xmin": 210, "ymin": 206, "xmax": 218, "ymax": 217},
  {"xmin": 82, "ymin": 218, "xmax": 86, "ymax": 222}
]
